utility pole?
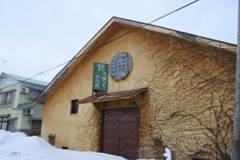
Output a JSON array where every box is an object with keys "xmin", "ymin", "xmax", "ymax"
[
  {"xmin": 233, "ymin": 0, "xmax": 240, "ymax": 159},
  {"xmin": 0, "ymin": 60, "xmax": 7, "ymax": 74}
]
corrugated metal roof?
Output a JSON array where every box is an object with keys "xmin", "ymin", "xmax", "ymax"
[
  {"xmin": 3, "ymin": 73, "xmax": 48, "ymax": 86},
  {"xmin": 78, "ymin": 88, "xmax": 147, "ymax": 104},
  {"xmin": 12, "ymin": 103, "xmax": 43, "ymax": 110}
]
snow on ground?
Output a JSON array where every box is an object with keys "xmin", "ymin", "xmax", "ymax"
[
  {"xmin": 0, "ymin": 130, "xmax": 126, "ymax": 160},
  {"xmin": 0, "ymin": 130, "xmax": 171, "ymax": 160}
]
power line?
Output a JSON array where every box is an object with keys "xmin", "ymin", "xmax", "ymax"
[
  {"xmin": 1, "ymin": 1, "xmax": 74, "ymax": 77},
  {"xmin": 77, "ymin": 0, "xmax": 200, "ymax": 57},
  {"xmin": 1, "ymin": 0, "xmax": 200, "ymax": 91},
  {"xmin": 0, "ymin": 60, "xmax": 7, "ymax": 74},
  {"xmin": 144, "ymin": 0, "xmax": 190, "ymax": 22},
  {"xmin": 149, "ymin": 0, "xmax": 199, "ymax": 24},
  {"xmin": 0, "ymin": 60, "xmax": 71, "ymax": 91},
  {"xmin": 11, "ymin": 0, "xmax": 74, "ymax": 50},
  {"xmin": 76, "ymin": 0, "xmax": 200, "ymax": 58}
]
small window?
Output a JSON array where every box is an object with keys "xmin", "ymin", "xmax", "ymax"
[
  {"xmin": 29, "ymin": 90, "xmax": 41, "ymax": 99},
  {"xmin": 0, "ymin": 118, "xmax": 7, "ymax": 130},
  {"xmin": 70, "ymin": 99, "xmax": 78, "ymax": 114},
  {"xmin": 0, "ymin": 92, "xmax": 13, "ymax": 105}
]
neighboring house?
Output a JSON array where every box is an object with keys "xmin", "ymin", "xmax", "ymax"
[
  {"xmin": 36, "ymin": 17, "xmax": 236, "ymax": 160},
  {"xmin": 0, "ymin": 72, "xmax": 48, "ymax": 135}
]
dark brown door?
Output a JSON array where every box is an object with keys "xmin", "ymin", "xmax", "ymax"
[{"xmin": 101, "ymin": 107, "xmax": 139, "ymax": 159}]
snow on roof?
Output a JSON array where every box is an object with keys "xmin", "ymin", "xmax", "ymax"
[
  {"xmin": 3, "ymin": 72, "xmax": 48, "ymax": 86},
  {"xmin": 0, "ymin": 130, "xmax": 126, "ymax": 160}
]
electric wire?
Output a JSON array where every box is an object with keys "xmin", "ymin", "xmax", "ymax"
[
  {"xmin": 143, "ymin": 0, "xmax": 190, "ymax": 22},
  {"xmin": 11, "ymin": 0, "xmax": 74, "ymax": 50},
  {"xmin": 76, "ymin": 0, "xmax": 200, "ymax": 59},
  {"xmin": 0, "ymin": 0, "xmax": 200, "ymax": 91},
  {"xmin": 0, "ymin": 60, "xmax": 71, "ymax": 91},
  {"xmin": 149, "ymin": 0, "xmax": 199, "ymax": 24}
]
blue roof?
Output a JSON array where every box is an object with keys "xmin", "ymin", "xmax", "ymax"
[
  {"xmin": 3, "ymin": 73, "xmax": 48, "ymax": 86},
  {"xmin": 29, "ymin": 117, "xmax": 42, "ymax": 121},
  {"xmin": 12, "ymin": 103, "xmax": 43, "ymax": 110}
]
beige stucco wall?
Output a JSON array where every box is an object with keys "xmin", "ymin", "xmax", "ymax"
[
  {"xmin": 41, "ymin": 25, "xmax": 236, "ymax": 159},
  {"xmin": 41, "ymin": 26, "xmax": 150, "ymax": 149}
]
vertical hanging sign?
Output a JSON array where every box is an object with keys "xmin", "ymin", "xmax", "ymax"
[{"xmin": 93, "ymin": 63, "xmax": 108, "ymax": 91}]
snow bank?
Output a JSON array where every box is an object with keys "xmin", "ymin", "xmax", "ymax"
[
  {"xmin": 0, "ymin": 130, "xmax": 126, "ymax": 160},
  {"xmin": 0, "ymin": 130, "xmax": 26, "ymax": 146},
  {"xmin": 0, "ymin": 130, "xmax": 172, "ymax": 160}
]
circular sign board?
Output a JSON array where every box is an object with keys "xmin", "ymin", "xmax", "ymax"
[{"xmin": 110, "ymin": 52, "xmax": 133, "ymax": 81}]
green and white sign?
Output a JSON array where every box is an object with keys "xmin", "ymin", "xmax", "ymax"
[{"xmin": 93, "ymin": 63, "xmax": 108, "ymax": 91}]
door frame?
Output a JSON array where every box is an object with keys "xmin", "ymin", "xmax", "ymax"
[{"xmin": 98, "ymin": 101, "xmax": 140, "ymax": 158}]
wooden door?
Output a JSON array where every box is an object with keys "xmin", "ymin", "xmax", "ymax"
[{"xmin": 101, "ymin": 107, "xmax": 139, "ymax": 159}]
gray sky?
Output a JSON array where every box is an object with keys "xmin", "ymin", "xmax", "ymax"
[{"xmin": 0, "ymin": 0, "xmax": 237, "ymax": 83}]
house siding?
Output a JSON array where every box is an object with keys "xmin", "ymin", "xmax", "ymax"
[{"xmin": 0, "ymin": 73, "xmax": 47, "ymax": 134}]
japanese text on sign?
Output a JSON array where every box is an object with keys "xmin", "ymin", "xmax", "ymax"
[{"xmin": 93, "ymin": 63, "xmax": 108, "ymax": 91}]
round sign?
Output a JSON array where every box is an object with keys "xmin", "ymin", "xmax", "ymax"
[{"xmin": 110, "ymin": 52, "xmax": 133, "ymax": 81}]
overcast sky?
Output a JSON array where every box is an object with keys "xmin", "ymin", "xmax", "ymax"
[{"xmin": 0, "ymin": 0, "xmax": 237, "ymax": 83}]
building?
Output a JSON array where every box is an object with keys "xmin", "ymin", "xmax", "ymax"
[
  {"xmin": 0, "ymin": 72, "xmax": 48, "ymax": 135},
  {"xmin": 36, "ymin": 17, "xmax": 236, "ymax": 160}
]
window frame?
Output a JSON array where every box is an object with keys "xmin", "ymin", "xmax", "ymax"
[
  {"xmin": 0, "ymin": 91, "xmax": 13, "ymax": 106},
  {"xmin": 70, "ymin": 99, "xmax": 79, "ymax": 114},
  {"xmin": 0, "ymin": 117, "xmax": 7, "ymax": 130},
  {"xmin": 29, "ymin": 89, "xmax": 42, "ymax": 100}
]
